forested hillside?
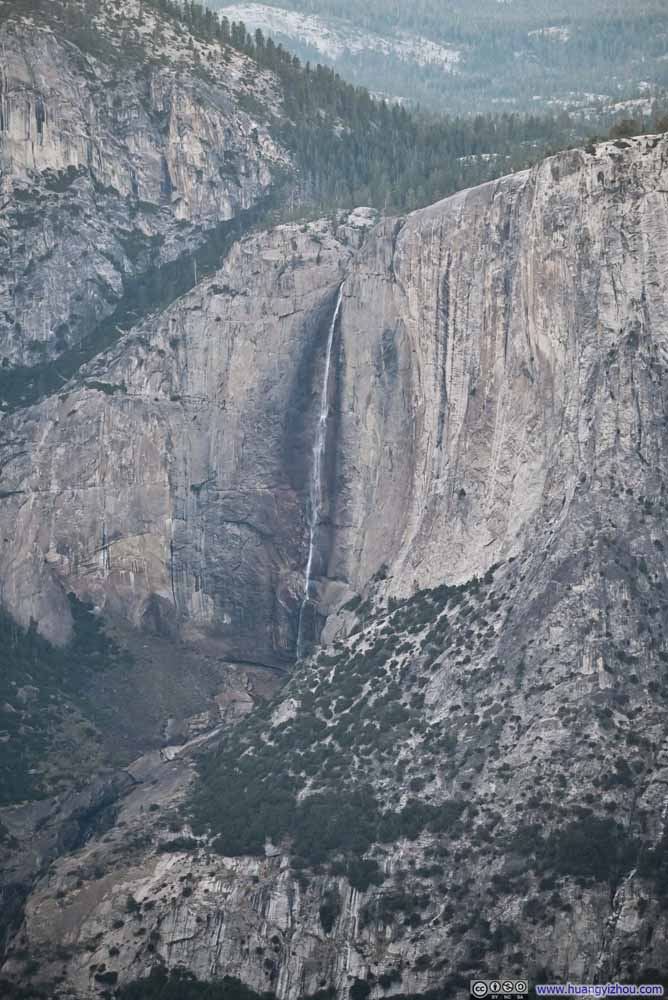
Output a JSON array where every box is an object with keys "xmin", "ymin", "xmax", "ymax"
[
  {"xmin": 147, "ymin": 0, "xmax": 667, "ymax": 213},
  {"xmin": 216, "ymin": 0, "xmax": 668, "ymax": 112}
]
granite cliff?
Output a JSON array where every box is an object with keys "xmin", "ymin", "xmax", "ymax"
[
  {"xmin": 2, "ymin": 131, "xmax": 668, "ymax": 669},
  {"xmin": 0, "ymin": 0, "xmax": 289, "ymax": 380},
  {"xmin": 2, "ymin": 132, "xmax": 668, "ymax": 996},
  {"xmin": 2, "ymin": 0, "xmax": 668, "ymax": 995}
]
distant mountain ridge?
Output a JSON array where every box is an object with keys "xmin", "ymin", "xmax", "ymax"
[{"xmin": 215, "ymin": 0, "xmax": 668, "ymax": 112}]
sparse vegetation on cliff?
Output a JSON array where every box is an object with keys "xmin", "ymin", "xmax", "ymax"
[
  {"xmin": 0, "ymin": 596, "xmax": 132, "ymax": 804},
  {"xmin": 116, "ymin": 966, "xmax": 274, "ymax": 999},
  {"xmin": 189, "ymin": 572, "xmax": 496, "ymax": 872}
]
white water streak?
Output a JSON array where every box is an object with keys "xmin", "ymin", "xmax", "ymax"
[{"xmin": 296, "ymin": 286, "xmax": 343, "ymax": 658}]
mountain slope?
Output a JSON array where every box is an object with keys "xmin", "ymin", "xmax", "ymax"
[
  {"xmin": 215, "ymin": 0, "xmax": 668, "ymax": 113},
  {"xmin": 0, "ymin": 0, "xmax": 600, "ymax": 649},
  {"xmin": 3, "ymin": 1, "xmax": 668, "ymax": 995},
  {"xmin": 2, "ymin": 133, "xmax": 668, "ymax": 997},
  {"xmin": 0, "ymin": 0, "xmax": 289, "ymax": 374},
  {"xmin": 0, "ymin": 0, "xmax": 593, "ymax": 414},
  {"xmin": 0, "ymin": 0, "xmax": 616, "ymax": 837}
]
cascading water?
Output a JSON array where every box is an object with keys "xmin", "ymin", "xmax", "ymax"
[{"xmin": 296, "ymin": 286, "xmax": 344, "ymax": 659}]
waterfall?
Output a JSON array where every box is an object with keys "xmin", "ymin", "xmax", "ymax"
[{"xmin": 296, "ymin": 286, "xmax": 344, "ymax": 659}]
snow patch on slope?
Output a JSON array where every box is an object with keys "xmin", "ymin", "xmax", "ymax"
[
  {"xmin": 219, "ymin": 3, "xmax": 461, "ymax": 70},
  {"xmin": 528, "ymin": 25, "xmax": 571, "ymax": 42}
]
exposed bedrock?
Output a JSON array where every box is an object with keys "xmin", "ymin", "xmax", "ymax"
[
  {"xmin": 1, "ymin": 136, "xmax": 668, "ymax": 666},
  {"xmin": 1, "ymin": 131, "xmax": 668, "ymax": 1000},
  {"xmin": 0, "ymin": 210, "xmax": 376, "ymax": 657},
  {"xmin": 0, "ymin": 1, "xmax": 290, "ymax": 370}
]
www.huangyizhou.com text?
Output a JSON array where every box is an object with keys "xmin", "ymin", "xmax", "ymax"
[{"xmin": 535, "ymin": 986, "xmax": 664, "ymax": 997}]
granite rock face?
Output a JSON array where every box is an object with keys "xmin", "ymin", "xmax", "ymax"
[
  {"xmin": 2, "ymin": 134, "xmax": 668, "ymax": 662},
  {"xmin": 328, "ymin": 134, "xmax": 668, "ymax": 597},
  {"xmin": 2, "ymin": 65, "xmax": 668, "ymax": 996},
  {"xmin": 0, "ymin": 0, "xmax": 289, "ymax": 371},
  {"xmin": 0, "ymin": 208, "xmax": 377, "ymax": 653}
]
